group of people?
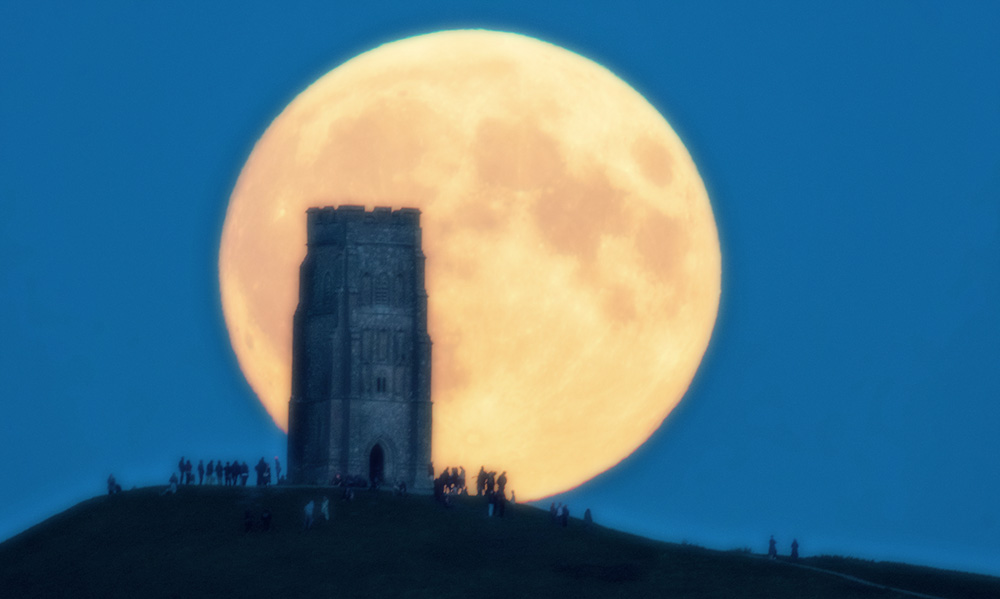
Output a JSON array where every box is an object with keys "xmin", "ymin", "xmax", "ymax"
[
  {"xmin": 767, "ymin": 536, "xmax": 800, "ymax": 561},
  {"xmin": 430, "ymin": 465, "xmax": 514, "ymax": 519},
  {"xmin": 302, "ymin": 496, "xmax": 332, "ymax": 530},
  {"xmin": 475, "ymin": 467, "xmax": 508, "ymax": 499},
  {"xmin": 172, "ymin": 456, "xmax": 283, "ymax": 488},
  {"xmin": 550, "ymin": 502, "xmax": 570, "ymax": 527},
  {"xmin": 166, "ymin": 456, "xmax": 283, "ymax": 493},
  {"xmin": 434, "ymin": 466, "xmax": 467, "ymax": 496}
]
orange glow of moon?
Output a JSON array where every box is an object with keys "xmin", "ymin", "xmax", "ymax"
[{"xmin": 219, "ymin": 30, "xmax": 720, "ymax": 500}]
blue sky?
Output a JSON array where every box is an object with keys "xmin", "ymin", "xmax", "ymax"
[{"xmin": 2, "ymin": 2, "xmax": 998, "ymax": 576}]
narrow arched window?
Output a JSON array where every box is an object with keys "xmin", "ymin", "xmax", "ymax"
[{"xmin": 375, "ymin": 273, "xmax": 389, "ymax": 305}]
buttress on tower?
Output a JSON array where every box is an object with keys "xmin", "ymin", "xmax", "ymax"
[{"xmin": 288, "ymin": 205, "xmax": 432, "ymax": 491}]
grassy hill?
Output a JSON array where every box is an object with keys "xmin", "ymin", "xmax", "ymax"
[{"xmin": 1, "ymin": 486, "xmax": 997, "ymax": 599}]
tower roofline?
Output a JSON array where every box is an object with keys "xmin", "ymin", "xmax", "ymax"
[
  {"xmin": 306, "ymin": 205, "xmax": 421, "ymax": 224},
  {"xmin": 306, "ymin": 205, "xmax": 421, "ymax": 245}
]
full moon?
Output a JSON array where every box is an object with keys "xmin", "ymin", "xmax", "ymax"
[{"xmin": 220, "ymin": 30, "xmax": 720, "ymax": 500}]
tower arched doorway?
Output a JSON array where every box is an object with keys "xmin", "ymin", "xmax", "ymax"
[{"xmin": 369, "ymin": 444, "xmax": 385, "ymax": 486}]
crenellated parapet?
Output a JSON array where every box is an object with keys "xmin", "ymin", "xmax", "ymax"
[{"xmin": 307, "ymin": 205, "xmax": 422, "ymax": 247}]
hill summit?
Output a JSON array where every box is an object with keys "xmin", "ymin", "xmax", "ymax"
[{"xmin": 1, "ymin": 487, "xmax": 997, "ymax": 598}]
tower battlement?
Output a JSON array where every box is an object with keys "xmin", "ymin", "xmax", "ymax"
[{"xmin": 307, "ymin": 206, "xmax": 421, "ymax": 247}]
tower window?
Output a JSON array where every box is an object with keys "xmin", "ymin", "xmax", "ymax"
[
  {"xmin": 376, "ymin": 376, "xmax": 387, "ymax": 393},
  {"xmin": 375, "ymin": 273, "xmax": 389, "ymax": 305}
]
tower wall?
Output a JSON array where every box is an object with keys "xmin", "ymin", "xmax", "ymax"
[{"xmin": 288, "ymin": 205, "xmax": 433, "ymax": 491}]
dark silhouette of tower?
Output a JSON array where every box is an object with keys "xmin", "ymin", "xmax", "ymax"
[{"xmin": 287, "ymin": 205, "xmax": 432, "ymax": 492}]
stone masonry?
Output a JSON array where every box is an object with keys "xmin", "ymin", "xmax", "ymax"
[{"xmin": 287, "ymin": 206, "xmax": 432, "ymax": 491}]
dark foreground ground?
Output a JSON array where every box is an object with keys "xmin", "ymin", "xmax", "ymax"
[{"xmin": 1, "ymin": 486, "xmax": 997, "ymax": 599}]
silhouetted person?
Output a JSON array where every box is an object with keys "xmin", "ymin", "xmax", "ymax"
[
  {"xmin": 477, "ymin": 467, "xmax": 487, "ymax": 496},
  {"xmin": 185, "ymin": 459, "xmax": 193, "ymax": 485},
  {"xmin": 560, "ymin": 505, "xmax": 569, "ymax": 527},
  {"xmin": 240, "ymin": 461, "xmax": 249, "ymax": 486},
  {"xmin": 255, "ymin": 458, "xmax": 267, "ymax": 486},
  {"xmin": 244, "ymin": 509, "xmax": 254, "ymax": 533},
  {"xmin": 178, "ymin": 457, "xmax": 186, "ymax": 483},
  {"xmin": 584, "ymin": 508, "xmax": 593, "ymax": 526},
  {"xmin": 161, "ymin": 473, "xmax": 179, "ymax": 495},
  {"xmin": 206, "ymin": 460, "xmax": 215, "ymax": 484},
  {"xmin": 433, "ymin": 473, "xmax": 445, "ymax": 503},
  {"xmin": 790, "ymin": 539, "xmax": 799, "ymax": 561},
  {"xmin": 768, "ymin": 536, "xmax": 777, "ymax": 559},
  {"xmin": 107, "ymin": 474, "xmax": 121, "ymax": 495},
  {"xmin": 486, "ymin": 471, "xmax": 496, "ymax": 495},
  {"xmin": 197, "ymin": 460, "xmax": 205, "ymax": 485},
  {"xmin": 497, "ymin": 471, "xmax": 507, "ymax": 496},
  {"xmin": 303, "ymin": 500, "xmax": 315, "ymax": 530},
  {"xmin": 458, "ymin": 466, "xmax": 466, "ymax": 494},
  {"xmin": 260, "ymin": 509, "xmax": 272, "ymax": 531}
]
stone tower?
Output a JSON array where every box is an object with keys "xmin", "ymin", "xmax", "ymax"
[{"xmin": 287, "ymin": 205, "xmax": 432, "ymax": 491}]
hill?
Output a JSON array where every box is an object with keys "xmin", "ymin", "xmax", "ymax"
[{"xmin": 1, "ymin": 486, "xmax": 997, "ymax": 599}]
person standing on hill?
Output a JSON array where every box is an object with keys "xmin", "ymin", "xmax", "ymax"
[
  {"xmin": 303, "ymin": 500, "xmax": 315, "ymax": 530},
  {"xmin": 477, "ymin": 467, "xmax": 487, "ymax": 496},
  {"xmin": 255, "ymin": 458, "xmax": 267, "ymax": 486},
  {"xmin": 790, "ymin": 539, "xmax": 799, "ymax": 561},
  {"xmin": 197, "ymin": 460, "xmax": 205, "ymax": 485},
  {"xmin": 206, "ymin": 460, "xmax": 215, "ymax": 485},
  {"xmin": 768, "ymin": 536, "xmax": 778, "ymax": 559},
  {"xmin": 497, "ymin": 471, "xmax": 508, "ymax": 496},
  {"xmin": 178, "ymin": 457, "xmax": 186, "ymax": 484}
]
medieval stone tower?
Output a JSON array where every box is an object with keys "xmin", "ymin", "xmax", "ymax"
[{"xmin": 287, "ymin": 205, "xmax": 432, "ymax": 491}]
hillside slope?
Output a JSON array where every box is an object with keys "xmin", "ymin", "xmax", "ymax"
[{"xmin": 1, "ymin": 487, "xmax": 996, "ymax": 599}]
